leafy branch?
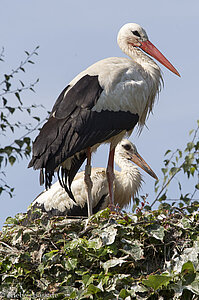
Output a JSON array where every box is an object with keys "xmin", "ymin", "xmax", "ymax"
[
  {"xmin": 150, "ymin": 120, "xmax": 199, "ymax": 212},
  {"xmin": 0, "ymin": 46, "xmax": 47, "ymax": 197}
]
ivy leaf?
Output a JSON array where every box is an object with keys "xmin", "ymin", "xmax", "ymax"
[
  {"xmin": 181, "ymin": 261, "xmax": 195, "ymax": 274},
  {"xmin": 102, "ymin": 257, "xmax": 127, "ymax": 273},
  {"xmin": 86, "ymin": 284, "xmax": 102, "ymax": 294},
  {"xmin": 185, "ymin": 273, "xmax": 199, "ymax": 295},
  {"xmin": 100, "ymin": 225, "xmax": 117, "ymax": 245},
  {"xmin": 142, "ymin": 274, "xmax": 172, "ymax": 291},
  {"xmin": 64, "ymin": 258, "xmax": 78, "ymax": 271},
  {"xmin": 147, "ymin": 224, "xmax": 165, "ymax": 242},
  {"xmin": 121, "ymin": 239, "xmax": 144, "ymax": 260}
]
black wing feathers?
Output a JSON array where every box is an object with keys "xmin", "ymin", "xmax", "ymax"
[
  {"xmin": 29, "ymin": 74, "xmax": 139, "ymax": 198},
  {"xmin": 54, "ymin": 74, "xmax": 102, "ymax": 118},
  {"xmin": 29, "ymin": 75, "xmax": 103, "ymax": 170}
]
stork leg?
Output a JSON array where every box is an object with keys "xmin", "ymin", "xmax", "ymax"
[
  {"xmin": 106, "ymin": 145, "xmax": 115, "ymax": 210},
  {"xmin": 84, "ymin": 147, "xmax": 93, "ymax": 217}
]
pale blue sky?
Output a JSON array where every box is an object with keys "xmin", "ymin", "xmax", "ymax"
[{"xmin": 0, "ymin": 0, "xmax": 199, "ymax": 228}]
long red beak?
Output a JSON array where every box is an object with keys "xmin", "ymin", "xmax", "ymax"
[{"xmin": 140, "ymin": 40, "xmax": 180, "ymax": 77}]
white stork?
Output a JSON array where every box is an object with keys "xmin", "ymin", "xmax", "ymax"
[
  {"xmin": 28, "ymin": 23, "xmax": 180, "ymax": 217},
  {"xmin": 27, "ymin": 140, "xmax": 157, "ymax": 218}
]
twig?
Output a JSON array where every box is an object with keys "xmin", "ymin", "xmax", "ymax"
[
  {"xmin": 0, "ymin": 46, "xmax": 39, "ymax": 87},
  {"xmin": 10, "ymin": 117, "xmax": 47, "ymax": 147},
  {"xmin": 0, "ymin": 241, "xmax": 16, "ymax": 251},
  {"xmin": 151, "ymin": 167, "xmax": 181, "ymax": 208}
]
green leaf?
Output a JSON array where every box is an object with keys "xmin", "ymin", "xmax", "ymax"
[
  {"xmin": 64, "ymin": 258, "xmax": 78, "ymax": 271},
  {"xmin": 8, "ymin": 156, "xmax": 16, "ymax": 166},
  {"xmin": 186, "ymin": 142, "xmax": 195, "ymax": 152},
  {"xmin": 42, "ymin": 250, "xmax": 59, "ymax": 264},
  {"xmin": 190, "ymin": 167, "xmax": 195, "ymax": 176},
  {"xmin": 33, "ymin": 116, "xmax": 40, "ymax": 122},
  {"xmin": 178, "ymin": 149, "xmax": 182, "ymax": 158},
  {"xmin": 5, "ymin": 216, "xmax": 19, "ymax": 225},
  {"xmin": 19, "ymin": 80, "xmax": 25, "ymax": 87},
  {"xmin": 147, "ymin": 224, "xmax": 165, "ymax": 241},
  {"xmin": 14, "ymin": 139, "xmax": 24, "ymax": 148},
  {"xmin": 4, "ymin": 74, "xmax": 10, "ymax": 81},
  {"xmin": 181, "ymin": 261, "xmax": 195, "ymax": 273},
  {"xmin": 161, "ymin": 167, "xmax": 168, "ymax": 175},
  {"xmin": 186, "ymin": 273, "xmax": 199, "ymax": 295},
  {"xmin": 169, "ymin": 167, "xmax": 178, "ymax": 176},
  {"xmin": 189, "ymin": 129, "xmax": 194, "ymax": 136},
  {"xmin": 119, "ymin": 288, "xmax": 129, "ymax": 298},
  {"xmin": 100, "ymin": 225, "xmax": 117, "ymax": 245},
  {"xmin": 15, "ymin": 92, "xmax": 22, "ymax": 105},
  {"xmin": 121, "ymin": 240, "xmax": 144, "ymax": 260},
  {"xmin": 86, "ymin": 284, "xmax": 102, "ymax": 294},
  {"xmin": 6, "ymin": 106, "xmax": 15, "ymax": 114},
  {"xmin": 87, "ymin": 238, "xmax": 102, "ymax": 249},
  {"xmin": 164, "ymin": 149, "xmax": 171, "ymax": 156},
  {"xmin": 5, "ymin": 81, "xmax": 11, "ymax": 91},
  {"xmin": 2, "ymin": 97, "xmax": 7, "ymax": 105},
  {"xmin": 82, "ymin": 274, "xmax": 94, "ymax": 287},
  {"xmin": 142, "ymin": 274, "xmax": 172, "ymax": 291}
]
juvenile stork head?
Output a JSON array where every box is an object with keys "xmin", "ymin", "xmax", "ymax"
[{"xmin": 115, "ymin": 139, "xmax": 158, "ymax": 180}]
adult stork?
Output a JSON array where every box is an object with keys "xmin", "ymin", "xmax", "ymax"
[
  {"xmin": 27, "ymin": 140, "xmax": 157, "ymax": 219},
  {"xmin": 28, "ymin": 23, "xmax": 180, "ymax": 217}
]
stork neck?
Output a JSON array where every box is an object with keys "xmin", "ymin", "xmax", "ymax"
[
  {"xmin": 117, "ymin": 39, "xmax": 163, "ymax": 126},
  {"xmin": 115, "ymin": 156, "xmax": 139, "ymax": 176},
  {"xmin": 117, "ymin": 38, "xmax": 161, "ymax": 78},
  {"xmin": 114, "ymin": 155, "xmax": 142, "ymax": 205}
]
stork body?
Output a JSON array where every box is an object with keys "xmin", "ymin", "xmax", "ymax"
[
  {"xmin": 27, "ymin": 140, "xmax": 157, "ymax": 218},
  {"xmin": 29, "ymin": 23, "xmax": 179, "ymax": 216}
]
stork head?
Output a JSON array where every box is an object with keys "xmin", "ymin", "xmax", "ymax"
[
  {"xmin": 117, "ymin": 23, "xmax": 180, "ymax": 77},
  {"xmin": 115, "ymin": 139, "xmax": 158, "ymax": 180}
]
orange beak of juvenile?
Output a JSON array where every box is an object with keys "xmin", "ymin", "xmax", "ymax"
[
  {"xmin": 139, "ymin": 40, "xmax": 180, "ymax": 77},
  {"xmin": 131, "ymin": 151, "xmax": 158, "ymax": 180}
]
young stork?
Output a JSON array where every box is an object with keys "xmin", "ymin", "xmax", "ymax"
[
  {"xmin": 27, "ymin": 140, "xmax": 157, "ymax": 219},
  {"xmin": 28, "ymin": 23, "xmax": 180, "ymax": 217}
]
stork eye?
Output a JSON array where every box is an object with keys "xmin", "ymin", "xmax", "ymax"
[
  {"xmin": 132, "ymin": 30, "xmax": 141, "ymax": 38},
  {"xmin": 122, "ymin": 144, "xmax": 131, "ymax": 151}
]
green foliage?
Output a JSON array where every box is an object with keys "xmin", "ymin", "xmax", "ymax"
[
  {"xmin": 1, "ymin": 208, "xmax": 199, "ymax": 299},
  {"xmin": 0, "ymin": 46, "xmax": 46, "ymax": 197},
  {"xmin": 151, "ymin": 120, "xmax": 199, "ymax": 213}
]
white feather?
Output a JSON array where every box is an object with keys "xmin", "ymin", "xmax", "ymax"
[{"xmin": 31, "ymin": 140, "xmax": 156, "ymax": 214}]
